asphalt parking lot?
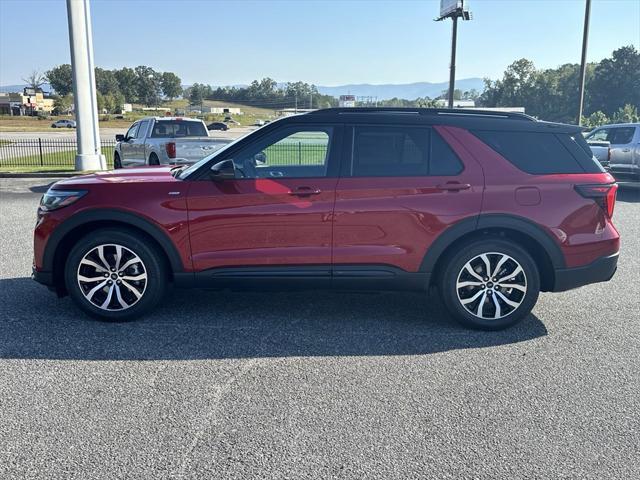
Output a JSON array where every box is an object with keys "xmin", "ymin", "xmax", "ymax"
[{"xmin": 0, "ymin": 178, "xmax": 638, "ymax": 479}]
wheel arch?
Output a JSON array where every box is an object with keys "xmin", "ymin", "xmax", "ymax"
[
  {"xmin": 421, "ymin": 214, "xmax": 564, "ymax": 292},
  {"xmin": 45, "ymin": 209, "xmax": 185, "ymax": 293}
]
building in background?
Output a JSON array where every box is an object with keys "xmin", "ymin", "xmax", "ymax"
[
  {"xmin": 339, "ymin": 95, "xmax": 356, "ymax": 108},
  {"xmin": 0, "ymin": 88, "xmax": 54, "ymax": 115}
]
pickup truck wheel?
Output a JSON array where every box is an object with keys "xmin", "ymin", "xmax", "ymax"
[
  {"xmin": 439, "ymin": 238, "xmax": 540, "ymax": 330},
  {"xmin": 148, "ymin": 153, "xmax": 160, "ymax": 165},
  {"xmin": 64, "ymin": 229, "xmax": 167, "ymax": 321},
  {"xmin": 113, "ymin": 153, "xmax": 122, "ymax": 169}
]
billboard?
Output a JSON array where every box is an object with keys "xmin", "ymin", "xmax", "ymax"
[{"xmin": 440, "ymin": 0, "xmax": 463, "ymax": 18}]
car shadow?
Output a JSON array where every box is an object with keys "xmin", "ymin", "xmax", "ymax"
[
  {"xmin": 0, "ymin": 277, "xmax": 547, "ymax": 361},
  {"xmin": 616, "ymin": 183, "xmax": 639, "ymax": 203}
]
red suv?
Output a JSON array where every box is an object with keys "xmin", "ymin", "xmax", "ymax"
[{"xmin": 33, "ymin": 108, "xmax": 620, "ymax": 330}]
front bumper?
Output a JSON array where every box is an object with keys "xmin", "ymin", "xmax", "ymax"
[{"xmin": 553, "ymin": 252, "xmax": 619, "ymax": 292}]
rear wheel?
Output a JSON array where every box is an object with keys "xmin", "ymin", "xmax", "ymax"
[
  {"xmin": 148, "ymin": 153, "xmax": 160, "ymax": 165},
  {"xmin": 439, "ymin": 238, "xmax": 540, "ymax": 330},
  {"xmin": 64, "ymin": 229, "xmax": 167, "ymax": 321}
]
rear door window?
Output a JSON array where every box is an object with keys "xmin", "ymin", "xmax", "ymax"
[
  {"xmin": 610, "ymin": 127, "xmax": 635, "ymax": 145},
  {"xmin": 473, "ymin": 130, "xmax": 588, "ymax": 174},
  {"xmin": 349, "ymin": 126, "xmax": 462, "ymax": 177}
]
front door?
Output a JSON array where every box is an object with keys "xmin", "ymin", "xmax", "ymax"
[
  {"xmin": 120, "ymin": 122, "xmax": 139, "ymax": 167},
  {"xmin": 332, "ymin": 124, "xmax": 484, "ymax": 274},
  {"xmin": 186, "ymin": 125, "xmax": 341, "ymax": 278}
]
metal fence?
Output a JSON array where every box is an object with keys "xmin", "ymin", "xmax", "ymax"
[
  {"xmin": 0, "ymin": 138, "xmax": 116, "ymax": 168},
  {"xmin": 264, "ymin": 143, "xmax": 328, "ymax": 165}
]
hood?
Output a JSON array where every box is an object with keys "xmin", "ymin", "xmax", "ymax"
[{"xmin": 52, "ymin": 166, "xmax": 178, "ymax": 188}]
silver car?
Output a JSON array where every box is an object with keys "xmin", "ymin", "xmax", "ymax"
[
  {"xmin": 51, "ymin": 119, "xmax": 76, "ymax": 128},
  {"xmin": 585, "ymin": 123, "xmax": 640, "ymax": 180}
]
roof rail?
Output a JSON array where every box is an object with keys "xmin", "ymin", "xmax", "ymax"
[{"xmin": 307, "ymin": 107, "xmax": 536, "ymax": 121}]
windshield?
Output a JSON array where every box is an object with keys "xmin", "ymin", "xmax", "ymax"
[{"xmin": 177, "ymin": 135, "xmax": 246, "ymax": 180}]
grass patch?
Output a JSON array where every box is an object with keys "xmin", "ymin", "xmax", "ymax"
[{"xmin": 0, "ymin": 146, "xmax": 115, "ymax": 170}]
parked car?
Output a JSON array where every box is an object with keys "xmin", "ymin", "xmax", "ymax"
[
  {"xmin": 254, "ymin": 120, "xmax": 266, "ymax": 126},
  {"xmin": 585, "ymin": 123, "xmax": 640, "ymax": 181},
  {"xmin": 113, "ymin": 117, "xmax": 230, "ymax": 168},
  {"xmin": 33, "ymin": 108, "xmax": 619, "ymax": 330},
  {"xmin": 207, "ymin": 122, "xmax": 229, "ymax": 131},
  {"xmin": 51, "ymin": 119, "xmax": 76, "ymax": 128}
]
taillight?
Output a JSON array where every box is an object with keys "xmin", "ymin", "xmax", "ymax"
[
  {"xmin": 575, "ymin": 183, "xmax": 618, "ymax": 218},
  {"xmin": 166, "ymin": 142, "xmax": 176, "ymax": 159}
]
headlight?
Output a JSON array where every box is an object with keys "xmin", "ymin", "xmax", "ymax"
[{"xmin": 39, "ymin": 189, "xmax": 87, "ymax": 212}]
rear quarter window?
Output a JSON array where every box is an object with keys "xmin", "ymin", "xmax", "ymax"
[{"xmin": 472, "ymin": 130, "xmax": 599, "ymax": 174}]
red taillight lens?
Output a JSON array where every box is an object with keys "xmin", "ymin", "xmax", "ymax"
[
  {"xmin": 575, "ymin": 183, "xmax": 618, "ymax": 218},
  {"xmin": 166, "ymin": 142, "xmax": 176, "ymax": 159}
]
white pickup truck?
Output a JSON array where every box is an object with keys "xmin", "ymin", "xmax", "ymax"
[
  {"xmin": 113, "ymin": 117, "xmax": 230, "ymax": 168},
  {"xmin": 585, "ymin": 123, "xmax": 640, "ymax": 181}
]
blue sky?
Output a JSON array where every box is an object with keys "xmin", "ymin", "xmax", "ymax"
[{"xmin": 0, "ymin": 0, "xmax": 638, "ymax": 86}]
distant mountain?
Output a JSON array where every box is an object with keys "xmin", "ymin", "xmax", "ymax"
[
  {"xmin": 315, "ymin": 78, "xmax": 485, "ymax": 100},
  {"xmin": 1, "ymin": 78, "xmax": 486, "ymax": 101},
  {"xmin": 0, "ymin": 83, "xmax": 52, "ymax": 93}
]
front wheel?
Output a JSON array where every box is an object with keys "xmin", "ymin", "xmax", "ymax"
[
  {"xmin": 113, "ymin": 152, "xmax": 122, "ymax": 169},
  {"xmin": 64, "ymin": 229, "xmax": 167, "ymax": 321},
  {"xmin": 439, "ymin": 238, "xmax": 540, "ymax": 330}
]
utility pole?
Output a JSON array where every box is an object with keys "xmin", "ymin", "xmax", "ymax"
[
  {"xmin": 577, "ymin": 0, "xmax": 591, "ymax": 125},
  {"xmin": 66, "ymin": 0, "xmax": 105, "ymax": 171},
  {"xmin": 448, "ymin": 15, "xmax": 459, "ymax": 109},
  {"xmin": 436, "ymin": 1, "xmax": 472, "ymax": 109},
  {"xmin": 295, "ymin": 92, "xmax": 298, "ymax": 114}
]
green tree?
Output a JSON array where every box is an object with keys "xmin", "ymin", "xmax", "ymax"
[
  {"xmin": 134, "ymin": 65, "xmax": 162, "ymax": 106},
  {"xmin": 52, "ymin": 94, "xmax": 73, "ymax": 115},
  {"xmin": 589, "ymin": 46, "xmax": 640, "ymax": 116},
  {"xmin": 188, "ymin": 83, "xmax": 204, "ymax": 106},
  {"xmin": 581, "ymin": 110, "xmax": 609, "ymax": 128},
  {"xmin": 114, "ymin": 67, "xmax": 138, "ymax": 103},
  {"xmin": 94, "ymin": 68, "xmax": 120, "ymax": 96},
  {"xmin": 46, "ymin": 64, "xmax": 73, "ymax": 96},
  {"xmin": 611, "ymin": 104, "xmax": 640, "ymax": 124},
  {"xmin": 161, "ymin": 72, "xmax": 182, "ymax": 100}
]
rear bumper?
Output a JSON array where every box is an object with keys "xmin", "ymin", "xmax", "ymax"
[{"xmin": 552, "ymin": 252, "xmax": 619, "ymax": 292}]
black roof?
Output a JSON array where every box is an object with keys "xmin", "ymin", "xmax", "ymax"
[{"xmin": 291, "ymin": 107, "xmax": 581, "ymax": 134}]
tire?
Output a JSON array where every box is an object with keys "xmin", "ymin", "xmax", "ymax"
[
  {"xmin": 148, "ymin": 153, "xmax": 160, "ymax": 165},
  {"xmin": 113, "ymin": 152, "xmax": 122, "ymax": 169},
  {"xmin": 439, "ymin": 238, "xmax": 540, "ymax": 330},
  {"xmin": 64, "ymin": 229, "xmax": 167, "ymax": 321}
]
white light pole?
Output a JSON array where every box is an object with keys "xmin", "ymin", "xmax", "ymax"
[{"xmin": 66, "ymin": 0, "xmax": 105, "ymax": 171}]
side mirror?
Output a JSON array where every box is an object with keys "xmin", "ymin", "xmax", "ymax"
[
  {"xmin": 254, "ymin": 152, "xmax": 267, "ymax": 164},
  {"xmin": 115, "ymin": 134, "xmax": 125, "ymax": 142},
  {"xmin": 210, "ymin": 159, "xmax": 236, "ymax": 181}
]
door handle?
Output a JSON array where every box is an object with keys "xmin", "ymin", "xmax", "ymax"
[
  {"xmin": 436, "ymin": 182, "xmax": 471, "ymax": 191},
  {"xmin": 621, "ymin": 148, "xmax": 631, "ymax": 153},
  {"xmin": 288, "ymin": 186, "xmax": 322, "ymax": 197}
]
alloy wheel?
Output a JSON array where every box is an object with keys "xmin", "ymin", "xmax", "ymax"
[
  {"xmin": 455, "ymin": 252, "xmax": 527, "ymax": 320},
  {"xmin": 76, "ymin": 244, "xmax": 147, "ymax": 311}
]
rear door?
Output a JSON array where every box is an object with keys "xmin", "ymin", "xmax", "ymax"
[
  {"xmin": 608, "ymin": 126, "xmax": 636, "ymax": 171},
  {"xmin": 186, "ymin": 124, "xmax": 342, "ymax": 278},
  {"xmin": 332, "ymin": 124, "xmax": 484, "ymax": 274}
]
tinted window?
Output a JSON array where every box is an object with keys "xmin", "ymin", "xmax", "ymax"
[
  {"xmin": 610, "ymin": 127, "xmax": 635, "ymax": 144},
  {"xmin": 233, "ymin": 127, "xmax": 331, "ymax": 179},
  {"xmin": 430, "ymin": 130, "xmax": 464, "ymax": 175},
  {"xmin": 350, "ymin": 126, "xmax": 462, "ymax": 177},
  {"xmin": 473, "ymin": 130, "xmax": 586, "ymax": 174},
  {"xmin": 151, "ymin": 120, "xmax": 208, "ymax": 138}
]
